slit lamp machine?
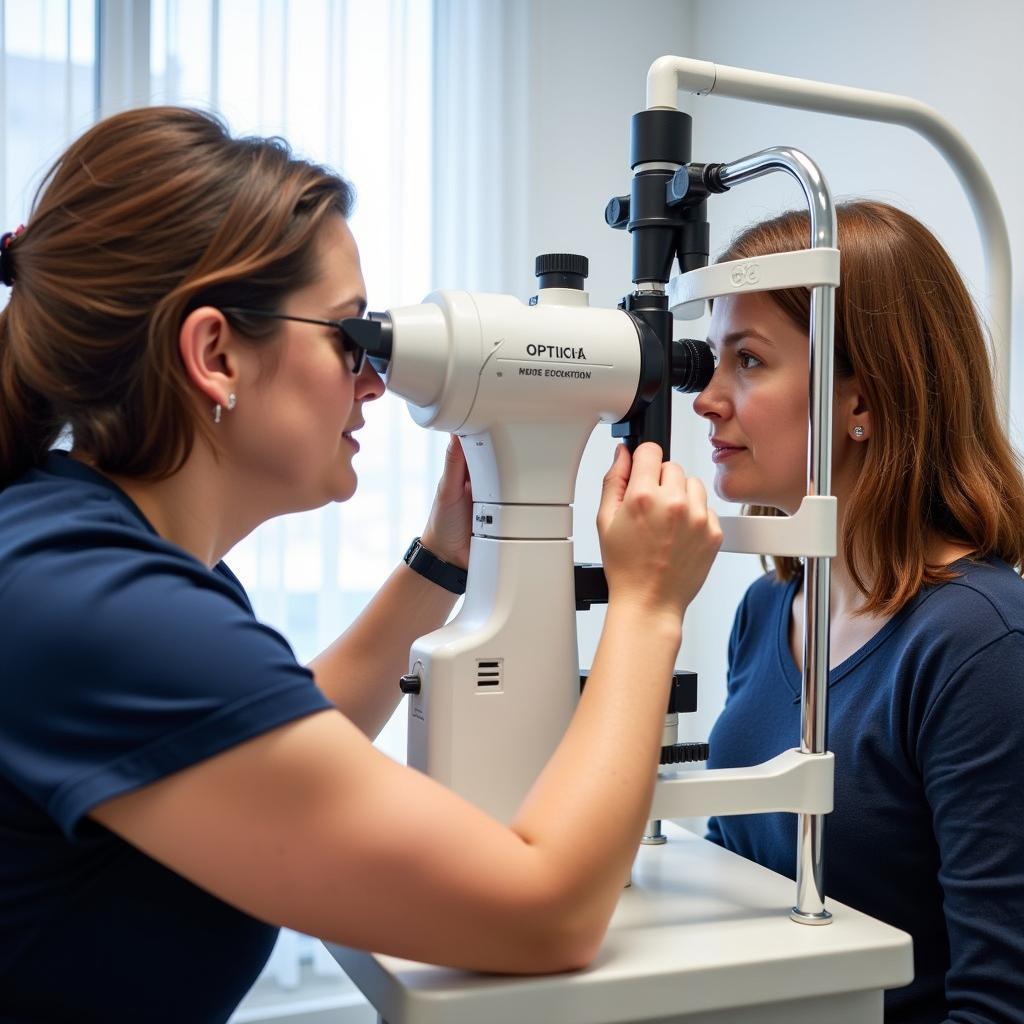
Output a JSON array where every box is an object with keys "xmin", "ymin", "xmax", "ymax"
[{"xmin": 333, "ymin": 56, "xmax": 1011, "ymax": 1024}]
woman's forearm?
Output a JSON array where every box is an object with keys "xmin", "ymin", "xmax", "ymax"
[
  {"xmin": 509, "ymin": 597, "xmax": 683, "ymax": 945},
  {"xmin": 308, "ymin": 562, "xmax": 458, "ymax": 735},
  {"xmin": 311, "ymin": 591, "xmax": 685, "ymax": 970}
]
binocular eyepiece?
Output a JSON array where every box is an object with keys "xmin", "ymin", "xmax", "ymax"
[
  {"xmin": 340, "ymin": 312, "xmax": 393, "ymax": 374},
  {"xmin": 673, "ymin": 337, "xmax": 715, "ymax": 394},
  {"xmin": 340, "ymin": 312, "xmax": 714, "ymax": 395}
]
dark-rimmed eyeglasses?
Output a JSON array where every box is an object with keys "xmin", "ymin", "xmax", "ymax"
[{"xmin": 220, "ymin": 307, "xmax": 366, "ymax": 374}]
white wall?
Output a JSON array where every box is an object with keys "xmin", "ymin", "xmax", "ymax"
[
  {"xmin": 505, "ymin": 0, "xmax": 1024, "ymax": 751},
  {"xmin": 683, "ymin": 0, "xmax": 1024, "ymax": 739},
  {"xmin": 510, "ymin": 0, "xmax": 705, "ymax": 721}
]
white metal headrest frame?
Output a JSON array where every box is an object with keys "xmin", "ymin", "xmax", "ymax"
[{"xmin": 668, "ymin": 248, "xmax": 840, "ymax": 314}]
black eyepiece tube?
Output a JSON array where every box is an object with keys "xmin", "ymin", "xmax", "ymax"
[
  {"xmin": 340, "ymin": 312, "xmax": 393, "ymax": 373},
  {"xmin": 672, "ymin": 338, "xmax": 715, "ymax": 393}
]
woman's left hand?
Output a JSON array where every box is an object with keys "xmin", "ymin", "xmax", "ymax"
[{"xmin": 420, "ymin": 435, "xmax": 473, "ymax": 570}]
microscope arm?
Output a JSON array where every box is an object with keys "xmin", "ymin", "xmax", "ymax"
[{"xmin": 646, "ymin": 55, "xmax": 1011, "ymax": 418}]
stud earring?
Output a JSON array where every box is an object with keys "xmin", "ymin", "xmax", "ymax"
[
  {"xmin": 214, "ymin": 393, "xmax": 237, "ymax": 424},
  {"xmin": 853, "ymin": 425, "xmax": 865, "ymax": 438}
]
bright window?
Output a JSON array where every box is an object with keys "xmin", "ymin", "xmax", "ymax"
[
  {"xmin": 150, "ymin": 2, "xmax": 441, "ymax": 1012},
  {"xmin": 150, "ymin": 0, "xmax": 441, "ymax": 763},
  {"xmin": 3, "ymin": 1, "xmax": 441, "ymax": 1016},
  {"xmin": 2, "ymin": 0, "xmax": 96, "ymax": 240}
]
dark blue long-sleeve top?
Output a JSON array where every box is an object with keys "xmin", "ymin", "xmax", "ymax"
[{"xmin": 706, "ymin": 559, "xmax": 1024, "ymax": 1023}]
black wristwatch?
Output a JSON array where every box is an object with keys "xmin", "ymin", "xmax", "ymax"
[{"xmin": 403, "ymin": 537, "xmax": 468, "ymax": 595}]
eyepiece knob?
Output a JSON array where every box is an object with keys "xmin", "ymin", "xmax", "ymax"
[{"xmin": 535, "ymin": 253, "xmax": 589, "ymax": 291}]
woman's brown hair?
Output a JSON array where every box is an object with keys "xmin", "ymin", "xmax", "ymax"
[
  {"xmin": 0, "ymin": 106, "xmax": 354, "ymax": 487},
  {"xmin": 720, "ymin": 200, "xmax": 1024, "ymax": 615}
]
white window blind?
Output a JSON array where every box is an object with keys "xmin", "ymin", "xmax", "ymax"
[
  {"xmin": 151, "ymin": 0, "xmax": 443, "ymax": 764},
  {"xmin": 150, "ymin": 2, "xmax": 440, "ymax": 1014},
  {"xmin": 4, "ymin": 2, "xmax": 441, "ymax": 1016},
  {"xmin": 2, "ymin": 0, "xmax": 96, "ymax": 239}
]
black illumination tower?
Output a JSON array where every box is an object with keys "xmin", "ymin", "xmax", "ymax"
[{"xmin": 606, "ymin": 108, "xmax": 724, "ymax": 455}]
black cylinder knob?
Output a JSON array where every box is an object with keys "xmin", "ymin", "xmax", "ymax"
[
  {"xmin": 605, "ymin": 195, "xmax": 630, "ymax": 229},
  {"xmin": 535, "ymin": 253, "xmax": 589, "ymax": 291},
  {"xmin": 660, "ymin": 741, "xmax": 709, "ymax": 766},
  {"xmin": 667, "ymin": 670, "xmax": 698, "ymax": 714},
  {"xmin": 399, "ymin": 674, "xmax": 421, "ymax": 695},
  {"xmin": 665, "ymin": 163, "xmax": 729, "ymax": 207},
  {"xmin": 630, "ymin": 109, "xmax": 692, "ymax": 168}
]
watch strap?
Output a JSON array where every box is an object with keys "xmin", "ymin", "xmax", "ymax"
[{"xmin": 403, "ymin": 537, "xmax": 467, "ymax": 595}]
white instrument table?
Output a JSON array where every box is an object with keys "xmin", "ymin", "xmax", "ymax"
[{"xmin": 328, "ymin": 827, "xmax": 913, "ymax": 1024}]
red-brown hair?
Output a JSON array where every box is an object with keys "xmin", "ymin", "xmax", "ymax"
[
  {"xmin": 0, "ymin": 106, "xmax": 354, "ymax": 487},
  {"xmin": 720, "ymin": 201, "xmax": 1024, "ymax": 615}
]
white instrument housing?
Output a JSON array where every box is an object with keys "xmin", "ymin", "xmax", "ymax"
[
  {"xmin": 384, "ymin": 289, "xmax": 646, "ymax": 506},
  {"xmin": 382, "ymin": 287, "xmax": 649, "ymax": 822}
]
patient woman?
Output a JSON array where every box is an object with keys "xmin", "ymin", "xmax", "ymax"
[
  {"xmin": 696, "ymin": 201, "xmax": 1024, "ymax": 1024},
  {"xmin": 0, "ymin": 107, "xmax": 722, "ymax": 1022}
]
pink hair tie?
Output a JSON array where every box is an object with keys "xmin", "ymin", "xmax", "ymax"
[{"xmin": 1, "ymin": 224, "xmax": 25, "ymax": 287}]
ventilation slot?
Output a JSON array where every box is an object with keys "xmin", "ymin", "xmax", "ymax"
[{"xmin": 476, "ymin": 659, "xmax": 502, "ymax": 687}]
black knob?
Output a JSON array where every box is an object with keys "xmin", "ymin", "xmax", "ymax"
[
  {"xmin": 604, "ymin": 195, "xmax": 630, "ymax": 229},
  {"xmin": 666, "ymin": 164, "xmax": 730, "ymax": 207},
  {"xmin": 666, "ymin": 166, "xmax": 705, "ymax": 207},
  {"xmin": 399, "ymin": 674, "xmax": 421, "ymax": 695},
  {"xmin": 660, "ymin": 741, "xmax": 709, "ymax": 766},
  {"xmin": 574, "ymin": 563, "xmax": 609, "ymax": 611},
  {"xmin": 535, "ymin": 253, "xmax": 589, "ymax": 291},
  {"xmin": 667, "ymin": 670, "xmax": 698, "ymax": 714}
]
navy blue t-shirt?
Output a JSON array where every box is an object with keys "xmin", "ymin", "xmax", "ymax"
[
  {"xmin": 0, "ymin": 452, "xmax": 333, "ymax": 1023},
  {"xmin": 707, "ymin": 562, "xmax": 1024, "ymax": 1023}
]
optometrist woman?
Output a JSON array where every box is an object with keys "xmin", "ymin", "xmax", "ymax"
[
  {"xmin": 696, "ymin": 201, "xmax": 1024, "ymax": 1024},
  {"xmin": 0, "ymin": 107, "xmax": 722, "ymax": 1023}
]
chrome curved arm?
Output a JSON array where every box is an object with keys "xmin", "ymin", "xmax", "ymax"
[{"xmin": 714, "ymin": 147, "xmax": 836, "ymax": 923}]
